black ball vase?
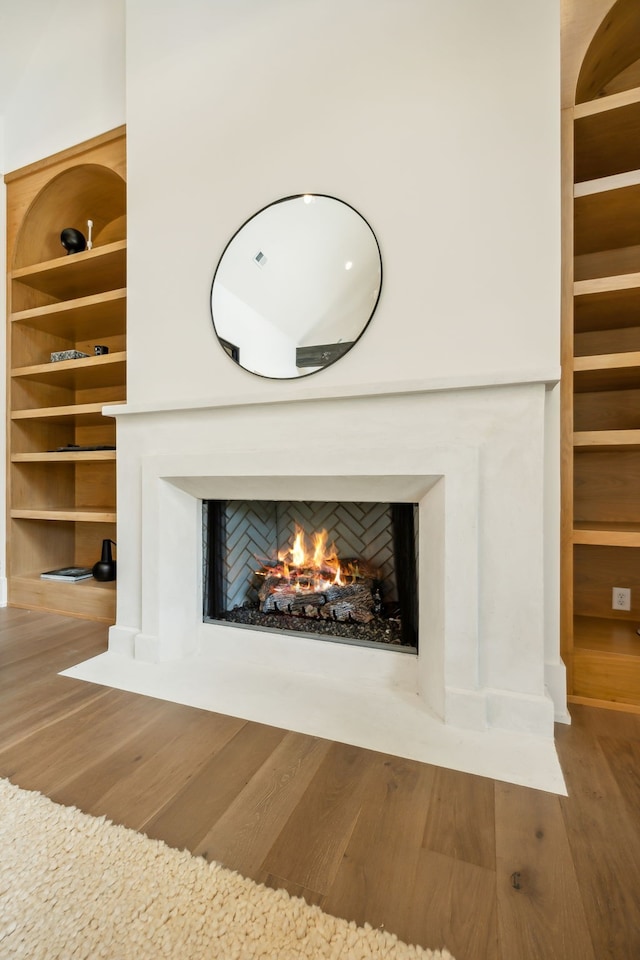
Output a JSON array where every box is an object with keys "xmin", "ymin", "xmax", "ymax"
[
  {"xmin": 60, "ymin": 227, "xmax": 87, "ymax": 255},
  {"xmin": 93, "ymin": 539, "xmax": 116, "ymax": 582}
]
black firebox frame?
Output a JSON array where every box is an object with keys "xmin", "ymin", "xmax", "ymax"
[{"xmin": 203, "ymin": 500, "xmax": 418, "ymax": 650}]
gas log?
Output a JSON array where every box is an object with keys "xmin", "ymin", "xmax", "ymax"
[
  {"xmin": 260, "ymin": 581, "xmax": 376, "ymax": 623},
  {"xmin": 255, "ymin": 529, "xmax": 381, "ymax": 625}
]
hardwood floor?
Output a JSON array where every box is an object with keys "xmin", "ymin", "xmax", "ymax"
[{"xmin": 1, "ymin": 607, "xmax": 639, "ymax": 959}]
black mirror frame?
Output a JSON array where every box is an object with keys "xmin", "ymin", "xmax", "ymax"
[{"xmin": 209, "ymin": 194, "xmax": 383, "ymax": 381}]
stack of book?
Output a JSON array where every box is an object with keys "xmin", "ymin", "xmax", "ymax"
[{"xmin": 40, "ymin": 567, "xmax": 93, "ymax": 582}]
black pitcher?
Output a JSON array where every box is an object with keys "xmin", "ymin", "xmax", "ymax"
[{"xmin": 93, "ymin": 539, "xmax": 116, "ymax": 581}]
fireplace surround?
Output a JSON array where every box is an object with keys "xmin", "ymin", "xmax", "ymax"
[{"xmin": 63, "ymin": 375, "xmax": 568, "ymax": 792}]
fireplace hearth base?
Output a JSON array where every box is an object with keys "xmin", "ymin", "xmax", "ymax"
[{"xmin": 61, "ymin": 645, "xmax": 567, "ymax": 795}]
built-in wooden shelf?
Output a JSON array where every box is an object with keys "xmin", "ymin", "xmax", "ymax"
[
  {"xmin": 11, "ymin": 288, "xmax": 126, "ymax": 339},
  {"xmin": 564, "ymin": 14, "xmax": 640, "ymax": 711},
  {"xmin": 5, "ymin": 128, "xmax": 125, "ymax": 624},
  {"xmin": 11, "ymin": 241, "xmax": 127, "ymax": 300},
  {"xmin": 11, "ymin": 352, "xmax": 126, "ymax": 390}
]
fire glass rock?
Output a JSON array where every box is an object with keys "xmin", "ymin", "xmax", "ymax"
[{"xmin": 217, "ymin": 605, "xmax": 404, "ymax": 646}]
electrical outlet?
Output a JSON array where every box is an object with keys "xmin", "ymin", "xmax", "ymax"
[{"xmin": 612, "ymin": 587, "xmax": 631, "ymax": 611}]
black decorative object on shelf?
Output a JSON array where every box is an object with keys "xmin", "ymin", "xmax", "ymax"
[
  {"xmin": 60, "ymin": 227, "xmax": 87, "ymax": 254},
  {"xmin": 93, "ymin": 539, "xmax": 117, "ymax": 581}
]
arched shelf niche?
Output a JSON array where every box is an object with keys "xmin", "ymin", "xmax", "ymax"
[
  {"xmin": 13, "ymin": 163, "xmax": 126, "ymax": 270},
  {"xmin": 4, "ymin": 129, "xmax": 127, "ymax": 624},
  {"xmin": 576, "ymin": 0, "xmax": 640, "ymax": 103}
]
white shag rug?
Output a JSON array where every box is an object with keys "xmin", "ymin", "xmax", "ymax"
[{"xmin": 0, "ymin": 779, "xmax": 455, "ymax": 960}]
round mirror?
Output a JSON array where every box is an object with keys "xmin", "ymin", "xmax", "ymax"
[{"xmin": 210, "ymin": 194, "xmax": 382, "ymax": 379}]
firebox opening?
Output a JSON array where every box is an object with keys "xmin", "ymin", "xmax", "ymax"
[{"xmin": 203, "ymin": 499, "xmax": 418, "ymax": 652}]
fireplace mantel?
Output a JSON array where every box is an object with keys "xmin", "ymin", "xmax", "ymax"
[
  {"xmin": 74, "ymin": 375, "xmax": 568, "ymax": 792},
  {"xmin": 103, "ymin": 367, "xmax": 560, "ymax": 420}
]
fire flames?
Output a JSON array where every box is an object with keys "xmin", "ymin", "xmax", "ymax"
[
  {"xmin": 255, "ymin": 523, "xmax": 378, "ymax": 624},
  {"xmin": 259, "ymin": 524, "xmax": 345, "ymax": 594}
]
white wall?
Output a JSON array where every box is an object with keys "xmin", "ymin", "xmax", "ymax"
[
  {"xmin": 0, "ymin": 2, "xmax": 564, "ymax": 717},
  {"xmin": 125, "ymin": 0, "xmax": 560, "ymax": 406},
  {"xmin": 1, "ymin": 0, "xmax": 126, "ymax": 172},
  {"xmin": 119, "ymin": 0, "xmax": 564, "ymax": 732}
]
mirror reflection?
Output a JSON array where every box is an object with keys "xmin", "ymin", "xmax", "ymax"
[{"xmin": 210, "ymin": 194, "xmax": 382, "ymax": 379}]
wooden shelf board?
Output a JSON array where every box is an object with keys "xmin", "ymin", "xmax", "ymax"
[
  {"xmin": 12, "ymin": 352, "xmax": 126, "ymax": 390},
  {"xmin": 11, "ymin": 288, "xmax": 126, "ymax": 338},
  {"xmin": 8, "ymin": 575, "xmax": 115, "ymax": 624},
  {"xmin": 567, "ymin": 694, "xmax": 640, "ymax": 714},
  {"xmin": 574, "ymin": 167, "xmax": 640, "ymax": 198},
  {"xmin": 11, "ymin": 402, "xmax": 110, "ymax": 424},
  {"xmin": 574, "ymin": 272, "xmax": 640, "ymax": 298},
  {"xmin": 11, "ymin": 451, "xmax": 116, "ymax": 463},
  {"xmin": 11, "ymin": 241, "xmax": 126, "ymax": 300},
  {"xmin": 573, "ymin": 615, "xmax": 640, "ymax": 656},
  {"xmin": 574, "ymin": 429, "xmax": 640, "ymax": 450},
  {"xmin": 572, "ymin": 628, "xmax": 640, "ymax": 705},
  {"xmin": 574, "ymin": 350, "xmax": 640, "ymax": 371},
  {"xmin": 11, "ymin": 508, "xmax": 117, "ymax": 523},
  {"xmin": 13, "ymin": 572, "xmax": 116, "ymax": 590},
  {"xmin": 573, "ymin": 353, "xmax": 640, "ymax": 391},
  {"xmin": 573, "ymin": 522, "xmax": 640, "ymax": 546},
  {"xmin": 573, "ymin": 86, "xmax": 640, "ymax": 120}
]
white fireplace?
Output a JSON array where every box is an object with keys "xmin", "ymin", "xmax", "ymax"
[{"xmin": 64, "ymin": 374, "xmax": 567, "ymax": 793}]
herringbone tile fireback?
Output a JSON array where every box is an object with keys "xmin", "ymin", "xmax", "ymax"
[{"xmin": 222, "ymin": 500, "xmax": 399, "ymax": 609}]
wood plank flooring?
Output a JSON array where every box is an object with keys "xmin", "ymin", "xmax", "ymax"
[{"xmin": 1, "ymin": 606, "xmax": 640, "ymax": 959}]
